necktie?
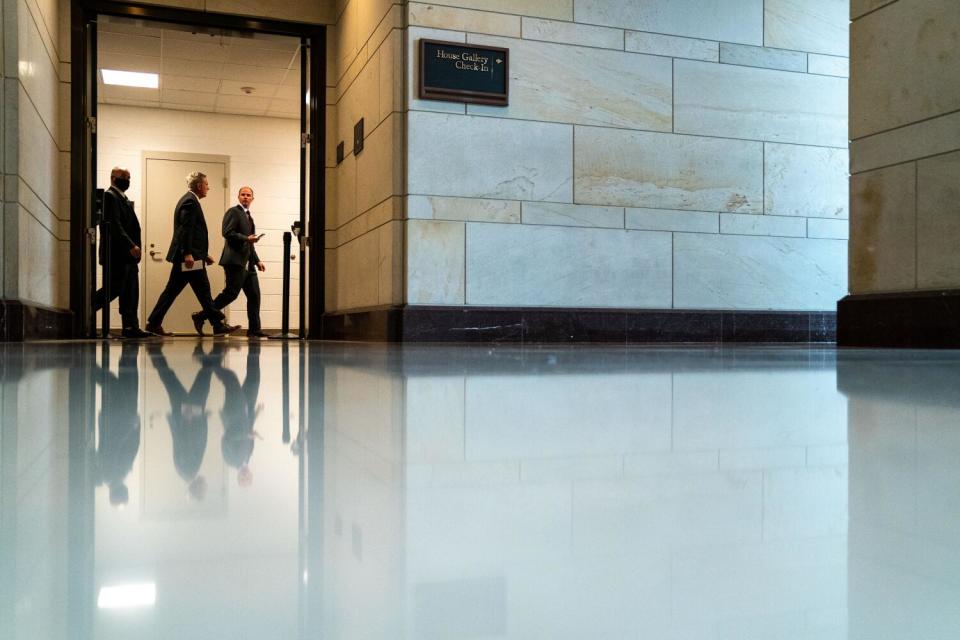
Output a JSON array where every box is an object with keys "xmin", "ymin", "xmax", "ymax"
[{"xmin": 246, "ymin": 209, "xmax": 255, "ymax": 234}]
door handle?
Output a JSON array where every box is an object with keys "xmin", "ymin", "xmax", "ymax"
[{"xmin": 149, "ymin": 249, "xmax": 163, "ymax": 260}]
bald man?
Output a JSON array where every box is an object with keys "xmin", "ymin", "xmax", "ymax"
[{"xmin": 202, "ymin": 186, "xmax": 267, "ymax": 338}]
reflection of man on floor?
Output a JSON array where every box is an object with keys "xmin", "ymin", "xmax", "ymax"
[
  {"xmin": 145, "ymin": 171, "xmax": 238, "ymax": 337},
  {"xmin": 95, "ymin": 342, "xmax": 142, "ymax": 506},
  {"xmin": 215, "ymin": 343, "xmax": 262, "ymax": 487},
  {"xmin": 93, "ymin": 167, "xmax": 153, "ymax": 338},
  {"xmin": 205, "ymin": 186, "xmax": 268, "ymax": 338},
  {"xmin": 148, "ymin": 343, "xmax": 219, "ymax": 500}
]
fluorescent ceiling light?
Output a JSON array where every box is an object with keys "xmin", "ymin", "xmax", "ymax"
[
  {"xmin": 97, "ymin": 582, "xmax": 157, "ymax": 609},
  {"xmin": 101, "ymin": 69, "xmax": 158, "ymax": 89}
]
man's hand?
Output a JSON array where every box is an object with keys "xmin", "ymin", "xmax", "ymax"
[
  {"xmin": 130, "ymin": 245, "xmax": 142, "ymax": 259},
  {"xmin": 184, "ymin": 254, "xmax": 194, "ymax": 268},
  {"xmin": 205, "ymin": 255, "xmax": 215, "ymax": 265},
  {"xmin": 256, "ymin": 262, "xmax": 266, "ymax": 272},
  {"xmin": 247, "ymin": 234, "xmax": 260, "ymax": 243}
]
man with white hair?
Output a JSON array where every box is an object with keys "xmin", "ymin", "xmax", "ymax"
[{"xmin": 145, "ymin": 171, "xmax": 239, "ymax": 336}]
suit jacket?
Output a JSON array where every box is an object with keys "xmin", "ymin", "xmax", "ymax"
[
  {"xmin": 99, "ymin": 187, "xmax": 141, "ymax": 266},
  {"xmin": 165, "ymin": 191, "xmax": 209, "ymax": 263},
  {"xmin": 219, "ymin": 205, "xmax": 261, "ymax": 269}
]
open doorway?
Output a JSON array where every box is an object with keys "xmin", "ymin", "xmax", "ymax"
[{"xmin": 71, "ymin": 6, "xmax": 325, "ymax": 338}]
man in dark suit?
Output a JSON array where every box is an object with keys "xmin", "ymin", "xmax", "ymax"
[
  {"xmin": 93, "ymin": 167, "xmax": 153, "ymax": 338},
  {"xmin": 202, "ymin": 186, "xmax": 268, "ymax": 338},
  {"xmin": 145, "ymin": 171, "xmax": 238, "ymax": 336},
  {"xmin": 95, "ymin": 341, "xmax": 143, "ymax": 506}
]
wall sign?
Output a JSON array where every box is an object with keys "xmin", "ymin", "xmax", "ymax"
[{"xmin": 419, "ymin": 39, "xmax": 509, "ymax": 106}]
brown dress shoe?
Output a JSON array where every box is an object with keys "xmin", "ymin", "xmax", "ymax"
[
  {"xmin": 145, "ymin": 323, "xmax": 173, "ymax": 337},
  {"xmin": 191, "ymin": 312, "xmax": 205, "ymax": 336},
  {"xmin": 212, "ymin": 323, "xmax": 241, "ymax": 336}
]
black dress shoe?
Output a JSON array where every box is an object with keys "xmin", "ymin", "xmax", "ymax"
[
  {"xmin": 145, "ymin": 323, "xmax": 173, "ymax": 337},
  {"xmin": 247, "ymin": 330, "xmax": 269, "ymax": 338},
  {"xmin": 122, "ymin": 327, "xmax": 156, "ymax": 339},
  {"xmin": 211, "ymin": 323, "xmax": 241, "ymax": 336},
  {"xmin": 191, "ymin": 312, "xmax": 205, "ymax": 336}
]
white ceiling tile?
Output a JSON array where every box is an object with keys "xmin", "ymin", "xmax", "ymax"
[
  {"xmin": 162, "ymin": 89, "xmax": 218, "ymax": 107},
  {"xmin": 274, "ymin": 84, "xmax": 299, "ymax": 100},
  {"xmin": 162, "ymin": 36, "xmax": 231, "ymax": 63},
  {"xmin": 246, "ymin": 32, "xmax": 301, "ymax": 51},
  {"xmin": 101, "ymin": 85, "xmax": 160, "ymax": 101},
  {"xmin": 99, "ymin": 32, "xmax": 162, "ymax": 57},
  {"xmin": 226, "ymin": 45, "xmax": 298, "ymax": 69},
  {"xmin": 96, "ymin": 20, "xmax": 306, "ymax": 119},
  {"xmin": 219, "ymin": 80, "xmax": 279, "ymax": 99},
  {"xmin": 162, "ymin": 57, "xmax": 224, "ymax": 80},
  {"xmin": 268, "ymin": 97, "xmax": 300, "ymax": 117},
  {"xmin": 98, "ymin": 18, "xmax": 162, "ymax": 38},
  {"xmin": 162, "ymin": 75, "xmax": 218, "ymax": 93},
  {"xmin": 220, "ymin": 64, "xmax": 287, "ymax": 85},
  {"xmin": 216, "ymin": 94, "xmax": 272, "ymax": 111},
  {"xmin": 100, "ymin": 52, "xmax": 161, "ymax": 74},
  {"xmin": 161, "ymin": 28, "xmax": 231, "ymax": 44}
]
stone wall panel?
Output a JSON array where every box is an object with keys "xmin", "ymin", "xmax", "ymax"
[{"xmin": 575, "ymin": 127, "xmax": 763, "ymax": 213}]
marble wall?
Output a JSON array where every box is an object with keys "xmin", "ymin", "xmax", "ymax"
[
  {"xmin": 0, "ymin": 0, "xmax": 69, "ymax": 308},
  {"xmin": 849, "ymin": 0, "xmax": 960, "ymax": 294},
  {"xmin": 324, "ymin": 0, "xmax": 404, "ymax": 313},
  {"xmin": 403, "ymin": 0, "xmax": 849, "ymax": 311}
]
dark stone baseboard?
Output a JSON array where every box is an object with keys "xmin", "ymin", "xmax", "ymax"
[
  {"xmin": 0, "ymin": 299, "xmax": 74, "ymax": 341},
  {"xmin": 838, "ymin": 290, "xmax": 960, "ymax": 348},
  {"xmin": 323, "ymin": 306, "xmax": 837, "ymax": 344}
]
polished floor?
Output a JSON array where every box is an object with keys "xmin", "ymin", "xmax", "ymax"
[{"xmin": 1, "ymin": 341, "xmax": 959, "ymax": 640}]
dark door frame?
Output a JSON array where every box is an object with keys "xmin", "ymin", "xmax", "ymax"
[{"xmin": 70, "ymin": 0, "xmax": 326, "ymax": 338}]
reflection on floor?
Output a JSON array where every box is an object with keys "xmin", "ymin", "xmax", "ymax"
[{"xmin": 1, "ymin": 341, "xmax": 959, "ymax": 639}]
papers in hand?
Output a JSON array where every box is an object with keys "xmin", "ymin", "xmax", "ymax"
[{"xmin": 181, "ymin": 260, "xmax": 204, "ymax": 271}]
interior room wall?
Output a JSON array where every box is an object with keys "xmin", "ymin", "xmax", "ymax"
[
  {"xmin": 848, "ymin": 0, "xmax": 960, "ymax": 294},
  {"xmin": 97, "ymin": 104, "xmax": 301, "ymax": 330},
  {"xmin": 404, "ymin": 0, "xmax": 849, "ymax": 311},
  {"xmin": 324, "ymin": 0, "xmax": 405, "ymax": 313}
]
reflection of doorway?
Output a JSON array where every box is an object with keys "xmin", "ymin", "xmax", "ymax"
[{"xmin": 143, "ymin": 154, "xmax": 228, "ymax": 334}]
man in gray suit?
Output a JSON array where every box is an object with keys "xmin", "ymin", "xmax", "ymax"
[
  {"xmin": 146, "ymin": 171, "xmax": 238, "ymax": 337},
  {"xmin": 206, "ymin": 186, "xmax": 267, "ymax": 338}
]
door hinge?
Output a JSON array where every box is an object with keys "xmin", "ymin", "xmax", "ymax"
[
  {"xmin": 223, "ymin": 177, "xmax": 228, "ymax": 188},
  {"xmin": 301, "ymin": 132, "xmax": 311, "ymax": 147},
  {"xmin": 86, "ymin": 116, "xmax": 97, "ymax": 133}
]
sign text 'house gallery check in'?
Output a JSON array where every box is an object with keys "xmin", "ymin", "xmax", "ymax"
[{"xmin": 419, "ymin": 39, "xmax": 509, "ymax": 106}]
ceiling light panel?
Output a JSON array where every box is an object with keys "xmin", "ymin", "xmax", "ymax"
[{"xmin": 102, "ymin": 69, "xmax": 159, "ymax": 88}]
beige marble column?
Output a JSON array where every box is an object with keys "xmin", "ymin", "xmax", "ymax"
[{"xmin": 841, "ymin": 0, "xmax": 960, "ymax": 346}]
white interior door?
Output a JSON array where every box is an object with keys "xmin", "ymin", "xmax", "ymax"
[{"xmin": 143, "ymin": 157, "xmax": 228, "ymax": 334}]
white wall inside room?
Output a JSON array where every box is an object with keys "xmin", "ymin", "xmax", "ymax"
[
  {"xmin": 97, "ymin": 105, "xmax": 301, "ymax": 330},
  {"xmin": 404, "ymin": 0, "xmax": 850, "ymax": 311}
]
